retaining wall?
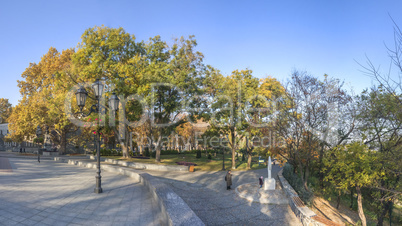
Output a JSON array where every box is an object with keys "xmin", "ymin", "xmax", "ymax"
[
  {"xmin": 277, "ymin": 170, "xmax": 325, "ymax": 226},
  {"xmin": 103, "ymin": 158, "xmax": 189, "ymax": 172}
]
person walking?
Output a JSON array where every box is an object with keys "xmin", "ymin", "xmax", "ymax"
[
  {"xmin": 259, "ymin": 176, "xmax": 264, "ymax": 188},
  {"xmin": 225, "ymin": 170, "xmax": 232, "ymax": 190}
]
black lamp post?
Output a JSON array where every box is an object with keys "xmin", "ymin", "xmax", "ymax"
[
  {"xmin": 75, "ymin": 79, "xmax": 119, "ymax": 194},
  {"xmin": 36, "ymin": 125, "xmax": 42, "ymax": 162}
]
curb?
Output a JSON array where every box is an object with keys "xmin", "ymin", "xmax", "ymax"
[{"xmin": 278, "ymin": 169, "xmax": 341, "ymax": 226}]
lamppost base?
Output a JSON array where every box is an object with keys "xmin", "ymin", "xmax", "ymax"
[{"xmin": 94, "ymin": 187, "xmax": 103, "ymax": 193}]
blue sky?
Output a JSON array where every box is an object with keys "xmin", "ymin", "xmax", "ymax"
[{"xmin": 1, "ymin": 0, "xmax": 401, "ymax": 106}]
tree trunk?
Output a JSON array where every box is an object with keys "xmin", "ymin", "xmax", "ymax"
[
  {"xmin": 304, "ymin": 165, "xmax": 310, "ymax": 191},
  {"xmin": 389, "ymin": 201, "xmax": 393, "ymax": 226},
  {"xmin": 121, "ymin": 143, "xmax": 129, "ymax": 158},
  {"xmin": 59, "ymin": 129, "xmax": 67, "ymax": 155},
  {"xmin": 350, "ymin": 188, "xmax": 354, "ymax": 209},
  {"xmin": 155, "ymin": 131, "xmax": 161, "ymax": 163},
  {"xmin": 116, "ymin": 124, "xmax": 131, "ymax": 159},
  {"xmin": 246, "ymin": 137, "xmax": 251, "ymax": 170},
  {"xmin": 319, "ymin": 145, "xmax": 324, "ymax": 188},
  {"xmin": 356, "ymin": 186, "xmax": 367, "ymax": 226},
  {"xmin": 230, "ymin": 128, "xmax": 236, "ymax": 169},
  {"xmin": 377, "ymin": 200, "xmax": 392, "ymax": 226},
  {"xmin": 155, "ymin": 144, "xmax": 161, "ymax": 162},
  {"xmin": 336, "ymin": 190, "xmax": 341, "ymax": 209},
  {"xmin": 247, "ymin": 154, "xmax": 252, "ymax": 170}
]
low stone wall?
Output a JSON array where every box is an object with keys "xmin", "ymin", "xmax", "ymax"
[
  {"xmin": 277, "ymin": 170, "xmax": 325, "ymax": 226},
  {"xmin": 104, "ymin": 158, "xmax": 189, "ymax": 171},
  {"xmin": 55, "ymin": 157, "xmax": 204, "ymax": 226},
  {"xmin": 87, "ymin": 155, "xmax": 189, "ymax": 171}
]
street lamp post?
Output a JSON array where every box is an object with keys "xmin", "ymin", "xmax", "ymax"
[
  {"xmin": 36, "ymin": 125, "xmax": 42, "ymax": 163},
  {"xmin": 75, "ymin": 79, "xmax": 119, "ymax": 194}
]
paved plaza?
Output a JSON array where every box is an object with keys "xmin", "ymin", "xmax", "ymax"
[
  {"xmin": 145, "ymin": 166, "xmax": 301, "ymax": 225},
  {"xmin": 0, "ymin": 157, "xmax": 162, "ymax": 226},
  {"xmin": 0, "ymin": 153, "xmax": 301, "ymax": 225}
]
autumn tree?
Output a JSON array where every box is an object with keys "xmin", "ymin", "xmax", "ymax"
[
  {"xmin": 244, "ymin": 76, "xmax": 286, "ymax": 169},
  {"xmin": 206, "ymin": 69, "xmax": 259, "ymax": 169},
  {"xmin": 8, "ymin": 47, "xmax": 77, "ymax": 153},
  {"xmin": 72, "ymin": 26, "xmax": 206, "ymax": 161},
  {"xmin": 274, "ymin": 71, "xmax": 353, "ymax": 191},
  {"xmin": 323, "ymin": 142, "xmax": 381, "ymax": 226},
  {"xmin": 357, "ymin": 88, "xmax": 402, "ymax": 225},
  {"xmin": 0, "ymin": 98, "xmax": 12, "ymax": 123}
]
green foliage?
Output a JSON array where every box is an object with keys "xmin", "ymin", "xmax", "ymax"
[
  {"xmin": 160, "ymin": 150, "xmax": 180, "ymax": 155},
  {"xmin": 144, "ymin": 149, "xmax": 150, "ymax": 157},
  {"xmin": 196, "ymin": 150, "xmax": 201, "ymax": 158},
  {"xmin": 33, "ymin": 137, "xmax": 44, "ymax": 144},
  {"xmin": 93, "ymin": 148, "xmax": 122, "ymax": 156},
  {"xmin": 283, "ymin": 163, "xmax": 314, "ymax": 206},
  {"xmin": 322, "ymin": 142, "xmax": 381, "ymax": 191},
  {"xmin": 208, "ymin": 154, "xmax": 212, "ymax": 159},
  {"xmin": 0, "ymin": 98, "xmax": 12, "ymax": 123}
]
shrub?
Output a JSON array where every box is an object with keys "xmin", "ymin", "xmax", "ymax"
[
  {"xmin": 283, "ymin": 163, "xmax": 314, "ymax": 206},
  {"xmin": 144, "ymin": 149, "xmax": 150, "ymax": 157},
  {"xmin": 208, "ymin": 154, "xmax": 212, "ymax": 159},
  {"xmin": 151, "ymin": 150, "xmax": 156, "ymax": 158},
  {"xmin": 196, "ymin": 150, "xmax": 201, "ymax": 158},
  {"xmin": 161, "ymin": 150, "xmax": 179, "ymax": 155}
]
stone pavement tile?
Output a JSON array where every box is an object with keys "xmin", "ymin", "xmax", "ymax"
[
  {"xmin": 19, "ymin": 219, "xmax": 39, "ymax": 226},
  {"xmin": 112, "ymin": 222, "xmax": 129, "ymax": 226},
  {"xmin": 124, "ymin": 221, "xmax": 140, "ymax": 226},
  {"xmin": 196, "ymin": 209, "xmax": 237, "ymax": 225},
  {"xmin": 40, "ymin": 217, "xmax": 57, "ymax": 225},
  {"xmin": 10, "ymin": 214, "xmax": 27, "ymax": 223},
  {"xmin": 259, "ymin": 205, "xmax": 293, "ymax": 221},
  {"xmin": 1, "ymin": 211, "xmax": 16, "ymax": 219},
  {"xmin": 99, "ymin": 215, "xmax": 114, "ymax": 222},
  {"xmin": 62, "ymin": 211, "xmax": 79, "ymax": 218},
  {"xmin": 235, "ymin": 218, "xmax": 276, "ymax": 226},
  {"xmin": 53, "ymin": 221, "xmax": 70, "ymax": 226},
  {"xmin": 183, "ymin": 198, "xmax": 219, "ymax": 211},
  {"xmin": 1, "ymin": 218, "xmax": 19, "ymax": 226},
  {"xmin": 47, "ymin": 213, "xmax": 65, "ymax": 220},
  {"xmin": 229, "ymin": 204, "xmax": 265, "ymax": 221},
  {"xmin": 37, "ymin": 211, "xmax": 49, "ymax": 218},
  {"xmin": 30, "ymin": 214, "xmax": 45, "ymax": 222},
  {"xmin": 70, "ymin": 217, "xmax": 86, "ymax": 225},
  {"xmin": 269, "ymin": 219, "xmax": 294, "ymax": 226},
  {"xmin": 76, "ymin": 213, "xmax": 91, "ymax": 219},
  {"xmin": 138, "ymin": 214, "xmax": 157, "ymax": 226},
  {"xmin": 114, "ymin": 216, "xmax": 128, "ymax": 222}
]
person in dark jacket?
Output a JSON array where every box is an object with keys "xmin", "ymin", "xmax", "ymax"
[
  {"xmin": 259, "ymin": 176, "xmax": 264, "ymax": 188},
  {"xmin": 225, "ymin": 170, "xmax": 232, "ymax": 190}
]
